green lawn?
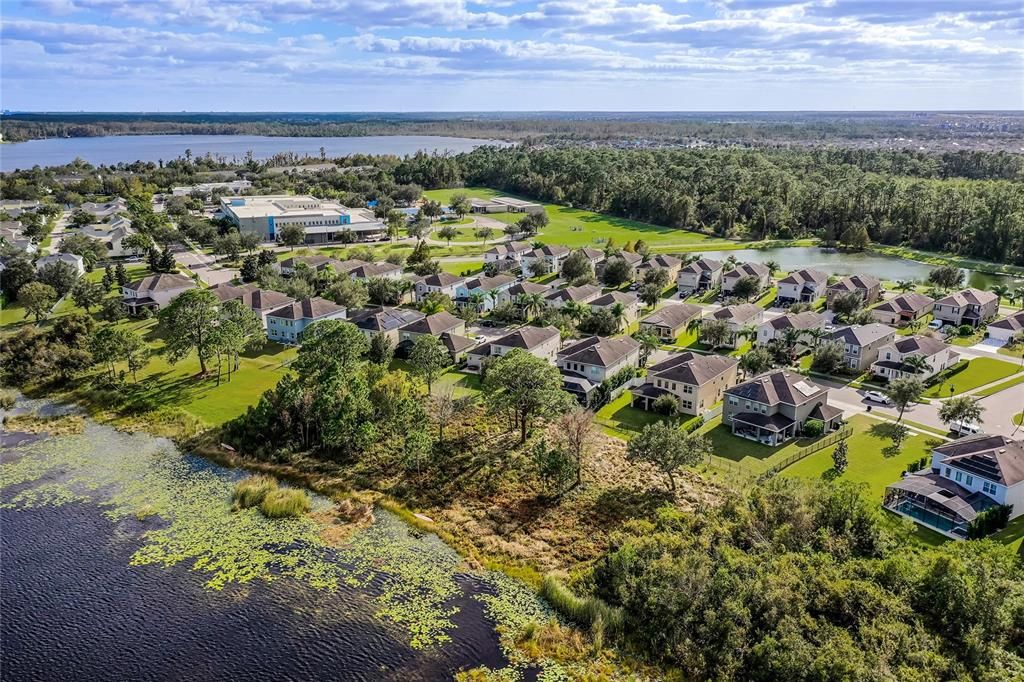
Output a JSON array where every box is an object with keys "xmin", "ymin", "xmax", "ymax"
[
  {"xmin": 440, "ymin": 260, "xmax": 483, "ymax": 276},
  {"xmin": 698, "ymin": 416, "xmax": 825, "ymax": 476},
  {"xmin": 672, "ymin": 327, "xmax": 700, "ymax": 348},
  {"xmin": 973, "ymin": 372, "xmax": 1024, "ymax": 398},
  {"xmin": 423, "ymin": 187, "xmax": 729, "ymax": 250},
  {"xmin": 595, "ymin": 392, "xmax": 666, "ymax": 434},
  {"xmin": 431, "ymin": 370, "xmax": 482, "ymax": 398},
  {"xmin": 432, "ymin": 227, "xmax": 485, "ymax": 243},
  {"xmin": 922, "ymin": 357, "xmax": 1021, "ymax": 397}
]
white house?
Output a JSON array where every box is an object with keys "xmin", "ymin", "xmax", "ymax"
[
  {"xmin": 36, "ymin": 252, "xmax": 85, "ymax": 276},
  {"xmin": 870, "ymin": 335, "xmax": 958, "ymax": 381},
  {"xmin": 522, "ymin": 245, "xmax": 570, "ymax": 274},
  {"xmin": 988, "ymin": 311, "xmax": 1024, "ymax": 344},
  {"xmin": 557, "ymin": 336, "xmax": 641, "ymax": 402},
  {"xmin": 81, "ymin": 220, "xmax": 135, "ymax": 258},
  {"xmin": 721, "ymin": 262, "xmax": 771, "ymax": 297},
  {"xmin": 776, "ymin": 268, "xmax": 829, "ymax": 304},
  {"xmin": 483, "ymin": 241, "xmax": 533, "ymax": 268},
  {"xmin": 466, "ymin": 325, "xmax": 561, "ymax": 371},
  {"xmin": 122, "ymin": 273, "xmax": 196, "ymax": 314},
  {"xmin": 415, "ymin": 272, "xmax": 466, "ymax": 302},
  {"xmin": 677, "ymin": 258, "xmax": 723, "ymax": 295},
  {"xmin": 454, "ymin": 274, "xmax": 517, "ymax": 311},
  {"xmin": 756, "ymin": 310, "xmax": 826, "ymax": 346}
]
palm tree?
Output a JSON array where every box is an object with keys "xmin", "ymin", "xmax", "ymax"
[
  {"xmin": 487, "ymin": 289, "xmax": 501, "ymax": 311},
  {"xmin": 467, "ymin": 291, "xmax": 486, "ymax": 312},
  {"xmin": 896, "ymin": 280, "xmax": 915, "ymax": 293},
  {"xmin": 518, "ymin": 292, "xmax": 546, "ymax": 320},
  {"xmin": 765, "ymin": 260, "xmax": 780, "ymax": 277},
  {"xmin": 992, "ymin": 284, "xmax": 1011, "ymax": 305},
  {"xmin": 634, "ymin": 331, "xmax": 661, "ymax": 367},
  {"xmin": 609, "ymin": 302, "xmax": 626, "ymax": 332},
  {"xmin": 902, "ymin": 354, "xmax": 931, "ymax": 375},
  {"xmin": 1016, "ymin": 287, "xmax": 1024, "ymax": 310},
  {"xmin": 781, "ymin": 326, "xmax": 803, "ymax": 361},
  {"xmin": 563, "ymin": 300, "xmax": 589, "ymax": 323}
]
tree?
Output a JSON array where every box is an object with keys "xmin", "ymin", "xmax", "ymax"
[
  {"xmin": 18, "ymin": 281, "xmax": 56, "ymax": 322},
  {"xmin": 811, "ymin": 340, "xmax": 845, "ymax": 374},
  {"xmin": 71, "ymin": 279, "xmax": 104, "ymax": 312},
  {"xmin": 0, "ymin": 255, "xmax": 36, "ymax": 300},
  {"xmin": 832, "ymin": 439, "xmax": 849, "ymax": 473},
  {"xmin": 627, "ymin": 422, "xmax": 710, "ymax": 491},
  {"xmin": 69, "ymin": 208, "xmax": 94, "ymax": 228},
  {"xmin": 731, "ymin": 275, "xmax": 761, "ymax": 301},
  {"xmin": 37, "ymin": 260, "xmax": 79, "ymax": 296},
  {"xmin": 739, "ymin": 346, "xmax": 773, "ymax": 376},
  {"xmin": 639, "ymin": 283, "xmax": 662, "ymax": 308},
  {"xmin": 555, "ymin": 408, "xmax": 597, "ymax": 488},
  {"xmin": 700, "ymin": 318, "xmax": 731, "ymax": 350},
  {"xmin": 764, "ymin": 260, "xmax": 780, "ymax": 276},
  {"xmin": 928, "ymin": 265, "xmax": 965, "ymax": 291},
  {"xmin": 561, "ymin": 250, "xmax": 595, "ymax": 283},
  {"xmin": 643, "ymin": 266, "xmax": 669, "ymax": 291},
  {"xmin": 634, "ymin": 331, "xmax": 661, "ymax": 367},
  {"xmin": 474, "ymin": 226, "xmax": 494, "ymax": 243},
  {"xmin": 60, "ymin": 233, "xmax": 106, "ymax": 270},
  {"xmin": 240, "ymin": 254, "xmax": 260, "ymax": 282},
  {"xmin": 291, "ymin": 319, "xmax": 369, "ymax": 383},
  {"xmin": 158, "ymin": 247, "xmax": 175, "ymax": 273},
  {"xmin": 368, "ymin": 332, "xmax": 394, "ymax": 366},
  {"xmin": 158, "ymin": 288, "xmax": 220, "ymax": 375},
  {"xmin": 213, "ymin": 232, "xmax": 242, "ymax": 260},
  {"xmin": 115, "ymin": 262, "xmax": 129, "ymax": 286},
  {"xmin": 216, "ymin": 299, "xmax": 264, "ymax": 376},
  {"xmin": 901, "ymin": 354, "xmax": 931, "ymax": 375},
  {"xmin": 436, "ymin": 225, "xmax": 459, "ymax": 245},
  {"xmin": 938, "ymin": 396, "xmax": 985, "ymax": 430},
  {"xmin": 601, "ymin": 257, "xmax": 633, "ymax": 286},
  {"xmin": 279, "ymin": 223, "xmax": 306, "ymax": 250},
  {"xmin": 886, "ymin": 376, "xmax": 925, "ymax": 422},
  {"xmin": 840, "ymin": 224, "xmax": 870, "ymax": 250},
  {"xmin": 326, "ymin": 277, "xmax": 369, "ymax": 310},
  {"xmin": 430, "ymin": 388, "xmax": 459, "ymax": 444},
  {"xmin": 409, "ymin": 334, "xmax": 449, "ymax": 394},
  {"xmin": 830, "ymin": 291, "xmax": 863, "ymax": 320},
  {"xmin": 101, "ymin": 265, "xmax": 114, "ymax": 290},
  {"xmin": 532, "ymin": 438, "xmax": 576, "ymax": 497},
  {"xmin": 992, "ymin": 284, "xmax": 1011, "ymax": 304},
  {"xmin": 99, "ymin": 297, "xmax": 127, "ymax": 322},
  {"xmin": 483, "ymin": 349, "xmax": 574, "ymax": 444},
  {"xmin": 122, "ymin": 232, "xmax": 153, "ymax": 256},
  {"xmin": 420, "ymin": 200, "xmax": 443, "ymax": 223},
  {"xmin": 896, "ymin": 280, "xmax": 916, "ymax": 293},
  {"xmin": 407, "ymin": 218, "xmax": 430, "ymax": 241},
  {"xmin": 239, "ymin": 231, "xmax": 262, "ymax": 254},
  {"xmin": 449, "ymin": 193, "xmax": 471, "ymax": 219}
]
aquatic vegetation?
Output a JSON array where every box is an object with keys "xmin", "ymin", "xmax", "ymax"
[
  {"xmin": 231, "ymin": 475, "xmax": 278, "ymax": 510},
  {"xmin": 259, "ymin": 488, "xmax": 311, "ymax": 518},
  {"xmin": 3, "ymin": 413, "xmax": 85, "ymax": 435},
  {"xmin": 0, "ymin": 390, "xmax": 16, "ymax": 410}
]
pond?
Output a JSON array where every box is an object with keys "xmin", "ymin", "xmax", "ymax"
[
  {"xmin": 695, "ymin": 247, "xmax": 1022, "ymax": 290},
  {"xmin": 0, "ymin": 134, "xmax": 508, "ymax": 171},
  {"xmin": 0, "ymin": 399, "xmax": 554, "ymax": 680}
]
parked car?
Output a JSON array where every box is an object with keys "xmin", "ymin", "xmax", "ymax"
[
  {"xmin": 864, "ymin": 391, "xmax": 892, "ymax": 405},
  {"xmin": 927, "ymin": 319, "xmax": 943, "ymax": 330},
  {"xmin": 949, "ymin": 420, "xmax": 983, "ymax": 436}
]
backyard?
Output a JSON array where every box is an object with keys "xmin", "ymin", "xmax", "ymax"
[{"xmin": 921, "ymin": 357, "xmax": 1021, "ymax": 397}]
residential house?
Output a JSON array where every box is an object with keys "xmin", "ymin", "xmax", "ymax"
[
  {"xmin": 36, "ymin": 252, "xmax": 85, "ymax": 276},
  {"xmin": 676, "ymin": 258, "xmax": 723, "ymax": 295},
  {"xmin": 636, "ymin": 254, "xmax": 683, "ymax": 285},
  {"xmin": 544, "ymin": 284, "xmax": 602, "ymax": 309},
  {"xmin": 871, "ymin": 292, "xmax": 935, "ymax": 326},
  {"xmin": 721, "ymin": 262, "xmax": 772, "ymax": 297},
  {"xmin": 81, "ymin": 220, "xmax": 135, "ymax": 258},
  {"xmin": 706, "ymin": 304, "xmax": 765, "ymax": 349},
  {"xmin": 557, "ymin": 336, "xmax": 641, "ymax": 403},
  {"xmin": 346, "ymin": 262, "xmax": 404, "ymax": 281},
  {"xmin": 588, "ymin": 291, "xmax": 641, "ymax": 327},
  {"xmin": 756, "ymin": 311, "xmax": 826, "ymax": 347},
  {"xmin": 349, "ymin": 306, "xmax": 425, "ymax": 344},
  {"xmin": 466, "ymin": 325, "xmax": 561, "ymax": 371},
  {"xmin": 398, "ymin": 311, "xmax": 466, "ymax": 348},
  {"xmin": 415, "ymin": 272, "xmax": 466, "ymax": 302},
  {"xmin": 871, "ymin": 335, "xmax": 958, "ymax": 381},
  {"xmin": 497, "ymin": 281, "xmax": 552, "ymax": 307},
  {"xmin": 723, "ymin": 371, "xmax": 842, "ymax": 446},
  {"xmin": 121, "ymin": 273, "xmax": 196, "ymax": 314},
  {"xmin": 81, "ymin": 198, "xmax": 128, "ymax": 219},
  {"xmin": 210, "ymin": 283, "xmax": 296, "ymax": 328},
  {"xmin": 439, "ymin": 332, "xmax": 478, "ymax": 363},
  {"xmin": 776, "ymin": 268, "xmax": 829, "ymax": 304},
  {"xmin": 265, "ymin": 297, "xmax": 347, "ymax": 344},
  {"xmin": 826, "ymin": 274, "xmax": 882, "ymax": 309},
  {"xmin": 574, "ymin": 247, "xmax": 606, "ymax": 269},
  {"xmin": 0, "ymin": 222, "xmax": 36, "ymax": 254},
  {"xmin": 933, "ymin": 288, "xmax": 1000, "ymax": 328},
  {"xmin": 522, "ymin": 245, "xmax": 571, "ymax": 275},
  {"xmin": 827, "ymin": 323, "xmax": 897, "ymax": 372},
  {"xmin": 598, "ymin": 252, "xmax": 643, "ymax": 282},
  {"xmin": 987, "ymin": 310, "xmax": 1024, "ymax": 343},
  {"xmin": 631, "ymin": 352, "xmax": 739, "ymax": 416},
  {"xmin": 483, "ymin": 241, "xmax": 532, "ymax": 269},
  {"xmin": 454, "ymin": 274, "xmax": 517, "ymax": 311},
  {"xmin": 0, "ymin": 199, "xmax": 41, "ymax": 218},
  {"xmin": 639, "ymin": 303, "xmax": 703, "ymax": 342},
  {"xmin": 884, "ymin": 434, "xmax": 1024, "ymax": 539}
]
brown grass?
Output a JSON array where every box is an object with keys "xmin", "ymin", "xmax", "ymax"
[{"xmin": 3, "ymin": 413, "xmax": 85, "ymax": 435}]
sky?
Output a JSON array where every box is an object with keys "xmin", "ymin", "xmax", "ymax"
[{"xmin": 1, "ymin": 0, "xmax": 1022, "ymax": 112}]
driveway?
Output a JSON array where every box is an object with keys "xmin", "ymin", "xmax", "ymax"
[{"xmin": 172, "ymin": 244, "xmax": 239, "ymax": 287}]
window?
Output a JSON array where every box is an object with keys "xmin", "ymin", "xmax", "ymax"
[
  {"xmin": 681, "ymin": 400, "xmax": 693, "ymax": 411},
  {"xmin": 954, "ymin": 471, "xmax": 962, "ymax": 482},
  {"xmin": 965, "ymin": 475, "xmax": 973, "ymax": 487},
  {"xmin": 944, "ymin": 467, "xmax": 951, "ymax": 477},
  {"xmin": 683, "ymin": 385, "xmax": 693, "ymax": 394},
  {"xmin": 982, "ymin": 481, "xmax": 997, "ymax": 495}
]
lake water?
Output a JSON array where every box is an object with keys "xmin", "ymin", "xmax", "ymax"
[
  {"xmin": 0, "ymin": 400, "xmax": 552, "ymax": 680},
  {"xmin": 0, "ymin": 135, "xmax": 505, "ymax": 171},
  {"xmin": 698, "ymin": 247, "xmax": 1022, "ymax": 290}
]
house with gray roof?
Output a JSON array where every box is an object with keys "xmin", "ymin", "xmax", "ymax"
[
  {"xmin": 828, "ymin": 323, "xmax": 897, "ymax": 371},
  {"xmin": 756, "ymin": 310, "xmax": 826, "ymax": 347},
  {"xmin": 777, "ymin": 268, "xmax": 829, "ymax": 304},
  {"xmin": 826, "ymin": 274, "xmax": 881, "ymax": 309},
  {"xmin": 721, "ymin": 262, "xmax": 771, "ymax": 297},
  {"xmin": 557, "ymin": 335, "xmax": 641, "ymax": 403},
  {"xmin": 933, "ymin": 288, "xmax": 999, "ymax": 328},
  {"xmin": 871, "ymin": 334, "xmax": 957, "ymax": 381},
  {"xmin": 544, "ymin": 284, "xmax": 602, "ymax": 309},
  {"xmin": 987, "ymin": 310, "xmax": 1024, "ymax": 344},
  {"xmin": 454, "ymin": 273, "xmax": 517, "ymax": 311},
  {"xmin": 724, "ymin": 371, "xmax": 842, "ymax": 446},
  {"xmin": 349, "ymin": 306, "xmax": 425, "ymax": 344},
  {"xmin": 588, "ymin": 291, "xmax": 641, "ymax": 326},
  {"xmin": 636, "ymin": 254, "xmax": 683, "ymax": 283},
  {"xmin": 705, "ymin": 303, "xmax": 765, "ymax": 349},
  {"xmin": 122, "ymin": 273, "xmax": 197, "ymax": 314},
  {"xmin": 265, "ymin": 297, "xmax": 347, "ymax": 344},
  {"xmin": 466, "ymin": 325, "xmax": 561, "ymax": 371},
  {"xmin": 676, "ymin": 258, "xmax": 723, "ymax": 295},
  {"xmin": 871, "ymin": 292, "xmax": 935, "ymax": 326},
  {"xmin": 639, "ymin": 303, "xmax": 704, "ymax": 342},
  {"xmin": 415, "ymin": 272, "xmax": 466, "ymax": 302},
  {"xmin": 631, "ymin": 351, "xmax": 738, "ymax": 416}
]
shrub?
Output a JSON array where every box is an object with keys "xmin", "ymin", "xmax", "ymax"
[
  {"xmin": 259, "ymin": 487, "xmax": 312, "ymax": 518},
  {"xmin": 958, "ymin": 324, "xmax": 974, "ymax": 337},
  {"xmin": 967, "ymin": 504, "xmax": 1013, "ymax": 539},
  {"xmin": 0, "ymin": 390, "xmax": 16, "ymax": 410},
  {"xmin": 231, "ymin": 475, "xmax": 278, "ymax": 510},
  {"xmin": 653, "ymin": 393, "xmax": 678, "ymax": 416},
  {"xmin": 802, "ymin": 419, "xmax": 825, "ymax": 437}
]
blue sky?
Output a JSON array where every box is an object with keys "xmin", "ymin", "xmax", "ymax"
[{"xmin": 1, "ymin": 0, "xmax": 1021, "ymax": 111}]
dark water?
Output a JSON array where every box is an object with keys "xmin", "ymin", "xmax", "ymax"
[
  {"xmin": 0, "ymin": 414, "xmax": 533, "ymax": 681},
  {"xmin": 0, "ymin": 134, "xmax": 507, "ymax": 171}
]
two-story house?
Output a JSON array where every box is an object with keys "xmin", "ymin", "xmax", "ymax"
[
  {"xmin": 348, "ymin": 306, "xmax": 425, "ymax": 344},
  {"xmin": 415, "ymin": 272, "xmax": 466, "ymax": 302},
  {"xmin": 639, "ymin": 303, "xmax": 703, "ymax": 342},
  {"xmin": 265, "ymin": 297, "xmax": 347, "ymax": 344},
  {"xmin": 36, "ymin": 252, "xmax": 85, "ymax": 276},
  {"xmin": 827, "ymin": 323, "xmax": 897, "ymax": 371},
  {"xmin": 544, "ymin": 284, "xmax": 602, "ymax": 309},
  {"xmin": 497, "ymin": 281, "xmax": 552, "ymax": 307},
  {"xmin": 278, "ymin": 255, "xmax": 351, "ymax": 277},
  {"xmin": 522, "ymin": 245, "xmax": 571, "ymax": 274},
  {"xmin": 870, "ymin": 292, "xmax": 935, "ymax": 327},
  {"xmin": 454, "ymin": 274, "xmax": 517, "ymax": 311},
  {"xmin": 870, "ymin": 335, "xmax": 958, "ymax": 381},
  {"xmin": 723, "ymin": 371, "xmax": 842, "ymax": 446},
  {"xmin": 636, "ymin": 254, "xmax": 683, "ymax": 284},
  {"xmin": 122, "ymin": 273, "xmax": 196, "ymax": 315},
  {"xmin": 346, "ymin": 262, "xmax": 404, "ymax": 281},
  {"xmin": 210, "ymin": 283, "xmax": 296, "ymax": 328},
  {"xmin": 756, "ymin": 310, "xmax": 826, "ymax": 347},
  {"xmin": 987, "ymin": 310, "xmax": 1024, "ymax": 344},
  {"xmin": 588, "ymin": 291, "xmax": 641, "ymax": 327},
  {"xmin": 397, "ymin": 311, "xmax": 466, "ymax": 347},
  {"xmin": 483, "ymin": 241, "xmax": 532, "ymax": 270},
  {"xmin": 631, "ymin": 352, "xmax": 739, "ymax": 416},
  {"xmin": 573, "ymin": 247, "xmax": 606, "ymax": 269},
  {"xmin": 557, "ymin": 336, "xmax": 641, "ymax": 403},
  {"xmin": 676, "ymin": 258, "xmax": 723, "ymax": 295},
  {"xmin": 705, "ymin": 303, "xmax": 765, "ymax": 349},
  {"xmin": 826, "ymin": 274, "xmax": 882, "ymax": 309},
  {"xmin": 721, "ymin": 262, "xmax": 772, "ymax": 297},
  {"xmin": 933, "ymin": 288, "xmax": 999, "ymax": 328},
  {"xmin": 466, "ymin": 325, "xmax": 562, "ymax": 371},
  {"xmin": 884, "ymin": 434, "xmax": 1024, "ymax": 539},
  {"xmin": 776, "ymin": 268, "xmax": 829, "ymax": 304}
]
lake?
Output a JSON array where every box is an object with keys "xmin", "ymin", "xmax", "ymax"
[
  {"xmin": 0, "ymin": 135, "xmax": 506, "ymax": 171},
  {"xmin": 696, "ymin": 247, "xmax": 1023, "ymax": 290},
  {"xmin": 0, "ymin": 399, "xmax": 552, "ymax": 680}
]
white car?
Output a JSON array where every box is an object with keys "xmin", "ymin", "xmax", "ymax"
[
  {"xmin": 927, "ymin": 319, "xmax": 943, "ymax": 330},
  {"xmin": 949, "ymin": 420, "xmax": 982, "ymax": 436},
  {"xmin": 864, "ymin": 391, "xmax": 891, "ymax": 405}
]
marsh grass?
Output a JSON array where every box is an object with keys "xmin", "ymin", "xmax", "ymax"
[
  {"xmin": 231, "ymin": 475, "xmax": 278, "ymax": 510},
  {"xmin": 540, "ymin": 575, "xmax": 623, "ymax": 634},
  {"xmin": 0, "ymin": 390, "xmax": 16, "ymax": 410},
  {"xmin": 3, "ymin": 413, "xmax": 85, "ymax": 435},
  {"xmin": 260, "ymin": 487, "xmax": 312, "ymax": 518}
]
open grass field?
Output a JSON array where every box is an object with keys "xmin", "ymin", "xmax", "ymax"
[
  {"xmin": 440, "ymin": 260, "xmax": 483, "ymax": 276},
  {"xmin": 921, "ymin": 357, "xmax": 1021, "ymax": 397},
  {"xmin": 423, "ymin": 187, "xmax": 729, "ymax": 250}
]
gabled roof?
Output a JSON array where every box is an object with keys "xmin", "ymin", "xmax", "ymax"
[
  {"xmin": 829, "ymin": 323, "xmax": 895, "ymax": 347},
  {"xmin": 208, "ymin": 282, "xmax": 259, "ymax": 302},
  {"xmin": 348, "ymin": 262, "xmax": 402, "ymax": 279},
  {"xmin": 527, "ymin": 244, "xmax": 570, "ymax": 258},
  {"xmin": 647, "ymin": 351, "xmax": 737, "ymax": 385},
  {"xmin": 266, "ymin": 297, "xmax": 345, "ymax": 321},
  {"xmin": 638, "ymin": 254, "xmax": 682, "ymax": 269},
  {"xmin": 890, "ymin": 335, "xmax": 948, "ymax": 357},
  {"xmin": 240, "ymin": 289, "xmax": 295, "ymax": 312},
  {"xmin": 611, "ymin": 251, "xmax": 644, "ymax": 266},
  {"xmin": 420, "ymin": 272, "xmax": 465, "ymax": 288},
  {"xmin": 559, "ymin": 335, "xmax": 640, "ymax": 368},
  {"xmin": 641, "ymin": 303, "xmax": 703, "ymax": 328},
  {"xmin": 935, "ymin": 435, "xmax": 1024, "ymax": 486},
  {"xmin": 723, "ymin": 262, "xmax": 770, "ymax": 280},
  {"xmin": 400, "ymin": 311, "xmax": 463, "ymax": 335},
  {"xmin": 680, "ymin": 257, "xmax": 722, "ymax": 274},
  {"xmin": 712, "ymin": 303, "xmax": 762, "ymax": 324},
  {"xmin": 505, "ymin": 281, "xmax": 551, "ymax": 297},
  {"xmin": 545, "ymin": 284, "xmax": 602, "ymax": 304},
  {"xmin": 126, "ymin": 273, "xmax": 195, "ymax": 293},
  {"xmin": 935, "ymin": 288, "xmax": 999, "ymax": 308},
  {"xmin": 873, "ymin": 292, "xmax": 935, "ymax": 314},
  {"xmin": 486, "ymin": 241, "xmax": 532, "ymax": 256},
  {"xmin": 778, "ymin": 268, "xmax": 828, "ymax": 286},
  {"xmin": 279, "ymin": 255, "xmax": 342, "ymax": 270},
  {"xmin": 350, "ymin": 306, "xmax": 424, "ymax": 332},
  {"xmin": 440, "ymin": 331, "xmax": 477, "ymax": 354},
  {"xmin": 726, "ymin": 370, "xmax": 828, "ymax": 406},
  {"xmin": 490, "ymin": 325, "xmax": 560, "ymax": 351},
  {"xmin": 765, "ymin": 310, "xmax": 825, "ymax": 331},
  {"xmin": 577, "ymin": 247, "xmax": 605, "ymax": 260},
  {"xmin": 464, "ymin": 274, "xmax": 516, "ymax": 292},
  {"xmin": 590, "ymin": 291, "xmax": 639, "ymax": 307},
  {"xmin": 989, "ymin": 310, "xmax": 1024, "ymax": 333},
  {"xmin": 828, "ymin": 274, "xmax": 880, "ymax": 293}
]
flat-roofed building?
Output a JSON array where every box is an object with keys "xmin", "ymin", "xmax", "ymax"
[
  {"xmin": 219, "ymin": 195, "xmax": 385, "ymax": 243},
  {"xmin": 172, "ymin": 180, "xmax": 252, "ymax": 197}
]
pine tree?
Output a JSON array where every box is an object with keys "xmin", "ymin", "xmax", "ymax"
[
  {"xmin": 115, "ymin": 262, "xmax": 128, "ymax": 286},
  {"xmin": 158, "ymin": 247, "xmax": 175, "ymax": 273},
  {"xmin": 832, "ymin": 440, "xmax": 849, "ymax": 474},
  {"xmin": 102, "ymin": 265, "xmax": 114, "ymax": 290},
  {"xmin": 240, "ymin": 254, "xmax": 259, "ymax": 282}
]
